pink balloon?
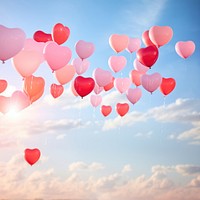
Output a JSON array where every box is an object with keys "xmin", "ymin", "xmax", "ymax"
[
  {"xmin": 55, "ymin": 64, "xmax": 76, "ymax": 85},
  {"xmin": 149, "ymin": 26, "xmax": 173, "ymax": 47},
  {"xmin": 72, "ymin": 57, "xmax": 90, "ymax": 75},
  {"xmin": 11, "ymin": 90, "xmax": 31, "ymax": 112},
  {"xmin": 133, "ymin": 59, "xmax": 149, "ymax": 74},
  {"xmin": 175, "ymin": 41, "xmax": 195, "ymax": 59},
  {"xmin": 108, "ymin": 56, "xmax": 127, "ymax": 73},
  {"xmin": 93, "ymin": 84, "xmax": 104, "ymax": 94},
  {"xmin": 129, "ymin": 70, "xmax": 142, "ymax": 87},
  {"xmin": 12, "ymin": 50, "xmax": 41, "ymax": 77},
  {"xmin": 90, "ymin": 94, "xmax": 102, "ymax": 107},
  {"xmin": 0, "ymin": 25, "xmax": 26, "ymax": 62},
  {"xmin": 126, "ymin": 38, "xmax": 141, "ymax": 53},
  {"xmin": 126, "ymin": 88, "xmax": 142, "ymax": 104},
  {"xmin": 44, "ymin": 41, "xmax": 72, "ymax": 72},
  {"xmin": 93, "ymin": 68, "xmax": 112, "ymax": 87},
  {"xmin": 109, "ymin": 34, "xmax": 129, "ymax": 53},
  {"xmin": 75, "ymin": 40, "xmax": 95, "ymax": 60},
  {"xmin": 141, "ymin": 73, "xmax": 162, "ymax": 94},
  {"xmin": 71, "ymin": 81, "xmax": 79, "ymax": 97},
  {"xmin": 114, "ymin": 78, "xmax": 131, "ymax": 93},
  {"xmin": 23, "ymin": 38, "xmax": 45, "ymax": 63}
]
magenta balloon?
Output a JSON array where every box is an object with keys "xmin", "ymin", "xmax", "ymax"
[
  {"xmin": 126, "ymin": 88, "xmax": 142, "ymax": 104},
  {"xmin": 0, "ymin": 25, "xmax": 26, "ymax": 62}
]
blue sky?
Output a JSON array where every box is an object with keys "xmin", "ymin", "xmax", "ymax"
[{"xmin": 0, "ymin": 0, "xmax": 200, "ymax": 199}]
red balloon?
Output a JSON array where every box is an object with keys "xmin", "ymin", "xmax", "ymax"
[
  {"xmin": 116, "ymin": 103, "xmax": 129, "ymax": 117},
  {"xmin": 101, "ymin": 105, "xmax": 112, "ymax": 117},
  {"xmin": 52, "ymin": 23, "xmax": 70, "ymax": 45},
  {"xmin": 74, "ymin": 76, "xmax": 95, "ymax": 98},
  {"xmin": 104, "ymin": 77, "xmax": 115, "ymax": 91},
  {"xmin": 142, "ymin": 30, "xmax": 155, "ymax": 47},
  {"xmin": 50, "ymin": 83, "xmax": 64, "ymax": 98},
  {"xmin": 0, "ymin": 79, "xmax": 7, "ymax": 93},
  {"xmin": 129, "ymin": 70, "xmax": 142, "ymax": 87},
  {"xmin": 24, "ymin": 148, "xmax": 41, "ymax": 166},
  {"xmin": 33, "ymin": 30, "xmax": 52, "ymax": 43},
  {"xmin": 136, "ymin": 45, "xmax": 159, "ymax": 68},
  {"xmin": 160, "ymin": 77, "xmax": 176, "ymax": 96}
]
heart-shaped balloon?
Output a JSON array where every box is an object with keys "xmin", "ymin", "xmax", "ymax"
[
  {"xmin": 175, "ymin": 41, "xmax": 195, "ymax": 59},
  {"xmin": 0, "ymin": 96, "xmax": 11, "ymax": 114},
  {"xmin": 0, "ymin": 25, "xmax": 26, "ymax": 62},
  {"xmin": 74, "ymin": 76, "xmax": 95, "ymax": 98},
  {"xmin": 93, "ymin": 68, "xmax": 112, "ymax": 87},
  {"xmin": 114, "ymin": 78, "xmax": 131, "ymax": 93},
  {"xmin": 141, "ymin": 73, "xmax": 162, "ymax": 94},
  {"xmin": 109, "ymin": 34, "xmax": 129, "ymax": 53},
  {"xmin": 33, "ymin": 30, "xmax": 52, "ymax": 43},
  {"xmin": 72, "ymin": 57, "xmax": 90, "ymax": 75},
  {"xmin": 126, "ymin": 88, "xmax": 142, "ymax": 105},
  {"xmin": 126, "ymin": 37, "xmax": 141, "ymax": 53},
  {"xmin": 71, "ymin": 80, "xmax": 79, "ymax": 97},
  {"xmin": 136, "ymin": 45, "xmax": 159, "ymax": 68},
  {"xmin": 160, "ymin": 77, "xmax": 176, "ymax": 96},
  {"xmin": 108, "ymin": 56, "xmax": 127, "ymax": 73},
  {"xmin": 116, "ymin": 103, "xmax": 129, "ymax": 117},
  {"xmin": 129, "ymin": 70, "xmax": 143, "ymax": 87},
  {"xmin": 149, "ymin": 26, "xmax": 173, "ymax": 47},
  {"xmin": 30, "ymin": 88, "xmax": 44, "ymax": 104},
  {"xmin": 93, "ymin": 84, "xmax": 104, "ymax": 94},
  {"xmin": 0, "ymin": 79, "xmax": 8, "ymax": 93},
  {"xmin": 50, "ymin": 84, "xmax": 64, "ymax": 98},
  {"xmin": 52, "ymin": 23, "xmax": 70, "ymax": 45},
  {"xmin": 90, "ymin": 94, "xmax": 102, "ymax": 107},
  {"xmin": 101, "ymin": 105, "xmax": 112, "ymax": 117},
  {"xmin": 133, "ymin": 59, "xmax": 149, "ymax": 74},
  {"xmin": 142, "ymin": 30, "xmax": 155, "ymax": 47},
  {"xmin": 104, "ymin": 77, "xmax": 115, "ymax": 91},
  {"xmin": 55, "ymin": 64, "xmax": 75, "ymax": 85},
  {"xmin": 44, "ymin": 41, "xmax": 72, "ymax": 72},
  {"xmin": 75, "ymin": 40, "xmax": 95, "ymax": 60},
  {"xmin": 24, "ymin": 148, "xmax": 41, "ymax": 166}
]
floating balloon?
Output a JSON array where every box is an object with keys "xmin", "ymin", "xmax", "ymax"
[
  {"xmin": 0, "ymin": 96, "xmax": 10, "ymax": 114},
  {"xmin": 126, "ymin": 37, "xmax": 141, "ymax": 53},
  {"xmin": 141, "ymin": 73, "xmax": 162, "ymax": 94},
  {"xmin": 0, "ymin": 25, "xmax": 26, "ymax": 62},
  {"xmin": 136, "ymin": 45, "xmax": 159, "ymax": 68},
  {"xmin": 108, "ymin": 56, "xmax": 127, "ymax": 73},
  {"xmin": 114, "ymin": 78, "xmax": 131, "ymax": 93},
  {"xmin": 160, "ymin": 77, "xmax": 176, "ymax": 96},
  {"xmin": 30, "ymin": 88, "xmax": 44, "ymax": 104},
  {"xmin": 90, "ymin": 95, "xmax": 102, "ymax": 107},
  {"xmin": 44, "ymin": 41, "xmax": 72, "ymax": 72},
  {"xmin": 50, "ymin": 84, "xmax": 64, "ymax": 98},
  {"xmin": 52, "ymin": 23, "xmax": 70, "ymax": 45},
  {"xmin": 133, "ymin": 59, "xmax": 149, "ymax": 74},
  {"xmin": 74, "ymin": 76, "xmax": 95, "ymax": 98},
  {"xmin": 24, "ymin": 148, "xmax": 41, "ymax": 166},
  {"xmin": 175, "ymin": 41, "xmax": 195, "ymax": 59},
  {"xmin": 55, "ymin": 64, "xmax": 75, "ymax": 85},
  {"xmin": 71, "ymin": 80, "xmax": 79, "ymax": 97},
  {"xmin": 142, "ymin": 30, "xmax": 155, "ymax": 47},
  {"xmin": 93, "ymin": 68, "xmax": 112, "ymax": 87},
  {"xmin": 126, "ymin": 88, "xmax": 142, "ymax": 105},
  {"xmin": 109, "ymin": 34, "xmax": 129, "ymax": 53},
  {"xmin": 0, "ymin": 80, "xmax": 8, "ymax": 93},
  {"xmin": 75, "ymin": 40, "xmax": 95, "ymax": 60},
  {"xmin": 72, "ymin": 57, "xmax": 90, "ymax": 75},
  {"xmin": 93, "ymin": 84, "xmax": 104, "ymax": 94},
  {"xmin": 33, "ymin": 30, "xmax": 52, "ymax": 43},
  {"xmin": 116, "ymin": 103, "xmax": 129, "ymax": 117},
  {"xmin": 101, "ymin": 105, "xmax": 112, "ymax": 117},
  {"xmin": 149, "ymin": 26, "xmax": 173, "ymax": 47},
  {"xmin": 129, "ymin": 70, "xmax": 143, "ymax": 87},
  {"xmin": 104, "ymin": 77, "xmax": 115, "ymax": 91}
]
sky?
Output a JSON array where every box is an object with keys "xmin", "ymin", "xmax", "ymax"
[{"xmin": 0, "ymin": 0, "xmax": 200, "ymax": 199}]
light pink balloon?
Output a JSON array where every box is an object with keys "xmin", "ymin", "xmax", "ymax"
[
  {"xmin": 0, "ymin": 25, "xmax": 26, "ymax": 62},
  {"xmin": 12, "ymin": 50, "xmax": 41, "ymax": 77},
  {"xmin": 90, "ymin": 94, "xmax": 102, "ymax": 107},
  {"xmin": 24, "ymin": 38, "xmax": 45, "ymax": 63},
  {"xmin": 11, "ymin": 90, "xmax": 31, "ymax": 112},
  {"xmin": 175, "ymin": 41, "xmax": 195, "ymax": 59},
  {"xmin": 72, "ymin": 57, "xmax": 90, "ymax": 75},
  {"xmin": 133, "ymin": 59, "xmax": 149, "ymax": 74},
  {"xmin": 149, "ymin": 26, "xmax": 173, "ymax": 47},
  {"xmin": 75, "ymin": 40, "xmax": 95, "ymax": 60},
  {"xmin": 71, "ymin": 81, "xmax": 79, "ymax": 97},
  {"xmin": 55, "ymin": 64, "xmax": 76, "ymax": 85},
  {"xmin": 93, "ymin": 68, "xmax": 112, "ymax": 87},
  {"xmin": 44, "ymin": 41, "xmax": 72, "ymax": 72},
  {"xmin": 126, "ymin": 38, "xmax": 141, "ymax": 53},
  {"xmin": 108, "ymin": 56, "xmax": 127, "ymax": 73},
  {"xmin": 114, "ymin": 78, "xmax": 131, "ymax": 93},
  {"xmin": 93, "ymin": 84, "xmax": 104, "ymax": 94},
  {"xmin": 126, "ymin": 88, "xmax": 142, "ymax": 104},
  {"xmin": 141, "ymin": 73, "xmax": 162, "ymax": 94}
]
